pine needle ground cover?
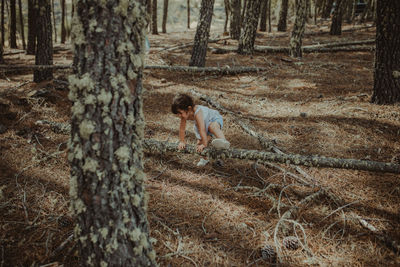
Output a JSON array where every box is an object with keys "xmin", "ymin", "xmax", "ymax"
[{"xmin": 1, "ymin": 23, "xmax": 399, "ymax": 266}]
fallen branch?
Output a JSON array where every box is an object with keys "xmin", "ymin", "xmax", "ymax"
[
  {"xmin": 213, "ymin": 45, "xmax": 375, "ymax": 54},
  {"xmin": 144, "ymin": 139, "xmax": 400, "ymax": 174},
  {"xmin": 161, "ymin": 36, "xmax": 230, "ymax": 52},
  {"xmin": 0, "ymin": 64, "xmax": 72, "ymax": 72},
  {"xmin": 145, "ymin": 65, "xmax": 267, "ymax": 74}
]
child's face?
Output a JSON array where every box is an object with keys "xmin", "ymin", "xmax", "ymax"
[{"xmin": 176, "ymin": 109, "xmax": 190, "ymax": 120}]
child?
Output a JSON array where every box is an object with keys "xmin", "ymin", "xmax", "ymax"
[{"xmin": 171, "ymin": 93, "xmax": 230, "ymax": 166}]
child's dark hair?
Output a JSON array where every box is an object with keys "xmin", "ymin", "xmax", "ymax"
[{"xmin": 171, "ymin": 94, "xmax": 194, "ymax": 114}]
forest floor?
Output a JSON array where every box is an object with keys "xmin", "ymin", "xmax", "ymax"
[{"xmin": 1, "ymin": 21, "xmax": 400, "ymax": 266}]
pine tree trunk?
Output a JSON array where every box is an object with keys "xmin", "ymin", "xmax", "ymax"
[
  {"xmin": 268, "ymin": 0, "xmax": 271, "ymax": 32},
  {"xmin": 69, "ymin": 0, "xmax": 157, "ymax": 265},
  {"xmin": 187, "ymin": 0, "xmax": 190, "ymax": 29},
  {"xmin": 0, "ymin": 40, "xmax": 3, "ymax": 63},
  {"xmin": 189, "ymin": 0, "xmax": 215, "ymax": 67},
  {"xmin": 152, "ymin": 0, "xmax": 158, "ymax": 34},
  {"xmin": 34, "ymin": 0, "xmax": 52, "ymax": 82},
  {"xmin": 61, "ymin": 0, "xmax": 66, "ymax": 43},
  {"xmin": 290, "ymin": 0, "xmax": 307, "ymax": 58},
  {"xmin": 372, "ymin": 1, "xmax": 400, "ymax": 104},
  {"xmin": 1, "ymin": 0, "xmax": 4, "ymax": 47},
  {"xmin": 18, "ymin": 0, "xmax": 25, "ymax": 49},
  {"xmin": 238, "ymin": 0, "xmax": 261, "ymax": 54},
  {"xmin": 162, "ymin": 0, "xmax": 168, "ymax": 33},
  {"xmin": 277, "ymin": 0, "xmax": 288, "ymax": 32},
  {"xmin": 147, "ymin": 0, "xmax": 152, "ymax": 30},
  {"xmin": 10, "ymin": 0, "xmax": 17, "ymax": 48},
  {"xmin": 330, "ymin": 0, "xmax": 343, "ymax": 35},
  {"xmin": 229, "ymin": 0, "xmax": 241, "ymax": 40},
  {"xmin": 51, "ymin": 0, "xmax": 57, "ymax": 43},
  {"xmin": 27, "ymin": 0, "xmax": 36, "ymax": 55},
  {"xmin": 259, "ymin": 0, "xmax": 268, "ymax": 32},
  {"xmin": 223, "ymin": 0, "xmax": 230, "ymax": 33}
]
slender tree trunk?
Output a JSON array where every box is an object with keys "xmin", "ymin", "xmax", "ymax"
[
  {"xmin": 330, "ymin": 0, "xmax": 344, "ymax": 35},
  {"xmin": 10, "ymin": 0, "xmax": 17, "ymax": 48},
  {"xmin": 69, "ymin": 0, "xmax": 157, "ymax": 264},
  {"xmin": 61, "ymin": 0, "xmax": 66, "ymax": 43},
  {"xmin": 277, "ymin": 0, "xmax": 289, "ymax": 32},
  {"xmin": 162, "ymin": 0, "xmax": 168, "ymax": 33},
  {"xmin": 229, "ymin": 0, "xmax": 241, "ymax": 39},
  {"xmin": 147, "ymin": 0, "xmax": 151, "ymax": 30},
  {"xmin": 290, "ymin": 0, "xmax": 308, "ymax": 58},
  {"xmin": 371, "ymin": 1, "xmax": 400, "ymax": 104},
  {"xmin": 268, "ymin": 0, "xmax": 271, "ymax": 32},
  {"xmin": 151, "ymin": 0, "xmax": 158, "ymax": 34},
  {"xmin": 27, "ymin": 0, "xmax": 36, "ymax": 54},
  {"xmin": 259, "ymin": 0, "xmax": 268, "ymax": 32},
  {"xmin": 1, "ymin": 0, "xmax": 4, "ymax": 47},
  {"xmin": 238, "ymin": 0, "xmax": 261, "ymax": 54},
  {"xmin": 0, "ymin": 40, "xmax": 3, "ymax": 63},
  {"xmin": 223, "ymin": 0, "xmax": 230, "ymax": 33},
  {"xmin": 241, "ymin": 0, "xmax": 247, "ymax": 24},
  {"xmin": 189, "ymin": 0, "xmax": 215, "ymax": 67},
  {"xmin": 187, "ymin": 0, "xmax": 190, "ymax": 29},
  {"xmin": 18, "ymin": 0, "xmax": 25, "ymax": 49},
  {"xmin": 34, "ymin": 0, "xmax": 52, "ymax": 82}
]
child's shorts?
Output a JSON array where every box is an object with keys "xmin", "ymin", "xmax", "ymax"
[{"xmin": 194, "ymin": 114, "xmax": 223, "ymax": 140}]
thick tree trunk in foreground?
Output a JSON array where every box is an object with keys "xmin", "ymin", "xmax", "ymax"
[
  {"xmin": 330, "ymin": 0, "xmax": 344, "ymax": 35},
  {"xmin": 189, "ymin": 0, "xmax": 215, "ymax": 67},
  {"xmin": 69, "ymin": 0, "xmax": 157, "ymax": 265},
  {"xmin": 372, "ymin": 1, "xmax": 400, "ymax": 104},
  {"xmin": 144, "ymin": 139, "xmax": 400, "ymax": 174},
  {"xmin": 290, "ymin": 0, "xmax": 308, "ymax": 58},
  {"xmin": 277, "ymin": 0, "xmax": 288, "ymax": 32},
  {"xmin": 34, "ymin": 0, "xmax": 52, "ymax": 82},
  {"xmin": 27, "ymin": 0, "xmax": 37, "ymax": 55},
  {"xmin": 238, "ymin": 0, "xmax": 261, "ymax": 54},
  {"xmin": 229, "ymin": 0, "xmax": 241, "ymax": 39}
]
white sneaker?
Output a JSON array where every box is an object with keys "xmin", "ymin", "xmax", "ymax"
[
  {"xmin": 196, "ymin": 158, "xmax": 209, "ymax": 167},
  {"xmin": 211, "ymin": 138, "xmax": 230, "ymax": 149}
]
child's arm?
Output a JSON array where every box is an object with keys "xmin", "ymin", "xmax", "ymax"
[
  {"xmin": 178, "ymin": 119, "xmax": 186, "ymax": 150},
  {"xmin": 194, "ymin": 111, "xmax": 208, "ymax": 151}
]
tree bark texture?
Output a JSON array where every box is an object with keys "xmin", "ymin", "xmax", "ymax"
[
  {"xmin": 259, "ymin": 0, "xmax": 268, "ymax": 32},
  {"xmin": 330, "ymin": 0, "xmax": 344, "ymax": 35},
  {"xmin": 189, "ymin": 0, "xmax": 215, "ymax": 67},
  {"xmin": 290, "ymin": 0, "xmax": 308, "ymax": 58},
  {"xmin": 162, "ymin": 0, "xmax": 168, "ymax": 33},
  {"xmin": 27, "ymin": 0, "xmax": 37, "ymax": 55},
  {"xmin": 18, "ymin": 0, "xmax": 25, "ymax": 49},
  {"xmin": 151, "ymin": 0, "xmax": 158, "ymax": 34},
  {"xmin": 61, "ymin": 0, "xmax": 66, "ymax": 43},
  {"xmin": 10, "ymin": 0, "xmax": 17, "ymax": 48},
  {"xmin": 229, "ymin": 0, "xmax": 241, "ymax": 40},
  {"xmin": 34, "ymin": 0, "xmax": 52, "ymax": 82},
  {"xmin": 277, "ymin": 0, "xmax": 288, "ymax": 32},
  {"xmin": 238, "ymin": 0, "xmax": 261, "ymax": 54},
  {"xmin": 187, "ymin": 0, "xmax": 190, "ymax": 29},
  {"xmin": 69, "ymin": 0, "xmax": 157, "ymax": 265},
  {"xmin": 144, "ymin": 139, "xmax": 400, "ymax": 174},
  {"xmin": 372, "ymin": 1, "xmax": 400, "ymax": 104}
]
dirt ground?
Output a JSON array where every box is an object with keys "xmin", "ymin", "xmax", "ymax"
[{"xmin": 1, "ymin": 21, "xmax": 400, "ymax": 266}]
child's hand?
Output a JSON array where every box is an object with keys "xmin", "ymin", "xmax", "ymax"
[
  {"xmin": 178, "ymin": 141, "xmax": 186, "ymax": 150},
  {"xmin": 197, "ymin": 144, "xmax": 206, "ymax": 152}
]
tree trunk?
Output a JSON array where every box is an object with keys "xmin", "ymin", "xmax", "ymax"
[
  {"xmin": 34, "ymin": 0, "xmax": 52, "ymax": 82},
  {"xmin": 10, "ymin": 0, "xmax": 17, "ymax": 48},
  {"xmin": 27, "ymin": 0, "xmax": 37, "ymax": 55},
  {"xmin": 330, "ymin": 0, "xmax": 344, "ymax": 35},
  {"xmin": 51, "ymin": 0, "xmax": 57, "ymax": 43},
  {"xmin": 290, "ymin": 0, "xmax": 308, "ymax": 58},
  {"xmin": 1, "ymin": 0, "xmax": 4, "ymax": 47},
  {"xmin": 61, "ymin": 0, "xmax": 66, "ymax": 43},
  {"xmin": 268, "ymin": 0, "xmax": 271, "ymax": 32},
  {"xmin": 223, "ymin": 0, "xmax": 230, "ymax": 33},
  {"xmin": 0, "ymin": 40, "xmax": 3, "ymax": 63},
  {"xmin": 322, "ymin": 0, "xmax": 333, "ymax": 18},
  {"xmin": 259, "ymin": 0, "xmax": 268, "ymax": 32},
  {"xmin": 277, "ymin": 0, "xmax": 288, "ymax": 32},
  {"xmin": 152, "ymin": 0, "xmax": 158, "ymax": 34},
  {"xmin": 238, "ymin": 0, "xmax": 261, "ymax": 54},
  {"xmin": 147, "ymin": 0, "xmax": 151, "ymax": 30},
  {"xmin": 187, "ymin": 0, "xmax": 190, "ymax": 29},
  {"xmin": 229, "ymin": 0, "xmax": 241, "ymax": 39},
  {"xmin": 162, "ymin": 0, "xmax": 168, "ymax": 33},
  {"xmin": 18, "ymin": 0, "xmax": 25, "ymax": 49},
  {"xmin": 371, "ymin": 1, "xmax": 400, "ymax": 104},
  {"xmin": 189, "ymin": 0, "xmax": 215, "ymax": 67},
  {"xmin": 69, "ymin": 0, "xmax": 157, "ymax": 265}
]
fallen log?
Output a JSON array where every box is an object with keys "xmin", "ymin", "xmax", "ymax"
[
  {"xmin": 0, "ymin": 64, "xmax": 72, "ymax": 72},
  {"xmin": 144, "ymin": 65, "xmax": 267, "ymax": 74},
  {"xmin": 144, "ymin": 139, "xmax": 400, "ymax": 174},
  {"xmin": 212, "ymin": 45, "xmax": 375, "ymax": 54},
  {"xmin": 161, "ymin": 36, "xmax": 230, "ymax": 52}
]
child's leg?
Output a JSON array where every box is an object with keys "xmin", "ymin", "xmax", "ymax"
[{"xmin": 208, "ymin": 121, "xmax": 226, "ymax": 140}]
